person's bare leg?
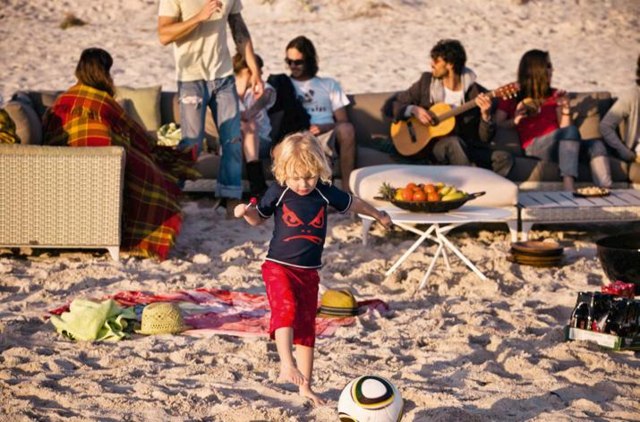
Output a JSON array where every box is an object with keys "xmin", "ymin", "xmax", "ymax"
[
  {"xmin": 563, "ymin": 175, "xmax": 575, "ymax": 191},
  {"xmin": 241, "ymin": 119, "xmax": 259, "ymax": 162},
  {"xmin": 274, "ymin": 327, "xmax": 306, "ymax": 386},
  {"xmin": 295, "ymin": 345, "xmax": 325, "ymax": 406},
  {"xmin": 335, "ymin": 122, "xmax": 355, "ymax": 194}
]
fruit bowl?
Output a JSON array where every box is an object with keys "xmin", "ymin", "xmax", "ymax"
[{"xmin": 388, "ymin": 191, "xmax": 485, "ymax": 213}]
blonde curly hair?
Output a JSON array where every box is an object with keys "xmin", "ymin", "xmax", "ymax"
[{"xmin": 272, "ymin": 132, "xmax": 332, "ymax": 185}]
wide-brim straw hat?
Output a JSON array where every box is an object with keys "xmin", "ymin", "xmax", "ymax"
[
  {"xmin": 136, "ymin": 302, "xmax": 189, "ymax": 335},
  {"xmin": 317, "ymin": 289, "xmax": 364, "ymax": 318}
]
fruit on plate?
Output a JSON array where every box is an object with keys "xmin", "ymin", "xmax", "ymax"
[{"xmin": 378, "ymin": 182, "xmax": 467, "ymax": 202}]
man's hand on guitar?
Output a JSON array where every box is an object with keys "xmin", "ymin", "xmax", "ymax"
[
  {"xmin": 411, "ymin": 106, "xmax": 434, "ymax": 125},
  {"xmin": 475, "ymin": 93, "xmax": 492, "ymax": 121}
]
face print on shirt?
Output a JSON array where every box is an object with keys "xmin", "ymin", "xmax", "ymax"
[{"xmin": 281, "ymin": 203, "xmax": 325, "ymax": 244}]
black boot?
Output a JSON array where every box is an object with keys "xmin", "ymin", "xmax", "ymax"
[{"xmin": 246, "ymin": 160, "xmax": 267, "ymax": 197}]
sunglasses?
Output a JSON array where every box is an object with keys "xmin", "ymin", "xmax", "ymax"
[{"xmin": 285, "ymin": 58, "xmax": 305, "ymax": 67}]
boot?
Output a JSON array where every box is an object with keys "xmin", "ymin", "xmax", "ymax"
[{"xmin": 246, "ymin": 160, "xmax": 268, "ymax": 197}]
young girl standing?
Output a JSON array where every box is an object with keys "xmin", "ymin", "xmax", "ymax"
[{"xmin": 234, "ymin": 132, "xmax": 391, "ymax": 406}]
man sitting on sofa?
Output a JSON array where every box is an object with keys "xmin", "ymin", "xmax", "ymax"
[
  {"xmin": 269, "ymin": 35, "xmax": 356, "ymax": 193},
  {"xmin": 382, "ymin": 39, "xmax": 513, "ymax": 177}
]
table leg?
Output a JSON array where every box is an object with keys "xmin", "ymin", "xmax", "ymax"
[
  {"xmin": 507, "ymin": 219, "xmax": 519, "ymax": 242},
  {"xmin": 415, "ymin": 241, "xmax": 445, "ymax": 294},
  {"xmin": 521, "ymin": 222, "xmax": 533, "ymax": 241},
  {"xmin": 385, "ymin": 224, "xmax": 436, "ymax": 276},
  {"xmin": 361, "ymin": 219, "xmax": 374, "ymax": 246},
  {"xmin": 437, "ymin": 231, "xmax": 487, "ymax": 281}
]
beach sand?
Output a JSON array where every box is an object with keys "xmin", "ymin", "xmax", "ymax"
[{"xmin": 1, "ymin": 0, "xmax": 640, "ymax": 420}]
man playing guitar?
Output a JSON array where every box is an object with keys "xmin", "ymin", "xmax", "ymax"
[{"xmin": 383, "ymin": 39, "xmax": 513, "ymax": 177}]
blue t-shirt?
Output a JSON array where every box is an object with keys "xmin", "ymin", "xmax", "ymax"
[{"xmin": 257, "ymin": 182, "xmax": 352, "ymax": 268}]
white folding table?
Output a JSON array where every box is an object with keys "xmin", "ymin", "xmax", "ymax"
[{"xmin": 360, "ymin": 206, "xmax": 513, "ymax": 292}]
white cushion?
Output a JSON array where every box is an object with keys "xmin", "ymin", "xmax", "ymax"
[{"xmin": 349, "ymin": 164, "xmax": 518, "ymax": 208}]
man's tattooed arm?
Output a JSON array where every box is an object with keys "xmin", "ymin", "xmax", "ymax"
[{"xmin": 228, "ymin": 13, "xmax": 250, "ymax": 47}]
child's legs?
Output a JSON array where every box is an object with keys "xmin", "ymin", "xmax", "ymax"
[
  {"xmin": 295, "ymin": 345, "xmax": 315, "ymax": 385},
  {"xmin": 241, "ymin": 118, "xmax": 260, "ymax": 162}
]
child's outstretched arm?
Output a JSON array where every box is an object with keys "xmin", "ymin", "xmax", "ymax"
[
  {"xmin": 234, "ymin": 199, "xmax": 265, "ymax": 226},
  {"xmin": 349, "ymin": 197, "xmax": 392, "ymax": 229}
]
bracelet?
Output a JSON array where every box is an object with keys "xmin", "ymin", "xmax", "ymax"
[{"xmin": 562, "ymin": 112, "xmax": 571, "ymax": 116}]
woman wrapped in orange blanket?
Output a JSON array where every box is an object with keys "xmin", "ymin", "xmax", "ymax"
[{"xmin": 43, "ymin": 48, "xmax": 198, "ymax": 260}]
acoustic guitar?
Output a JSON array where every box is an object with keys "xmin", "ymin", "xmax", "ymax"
[{"xmin": 390, "ymin": 82, "xmax": 519, "ymax": 156}]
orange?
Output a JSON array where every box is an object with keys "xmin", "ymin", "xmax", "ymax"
[
  {"xmin": 424, "ymin": 184, "xmax": 436, "ymax": 194},
  {"xmin": 427, "ymin": 192, "xmax": 440, "ymax": 202},
  {"xmin": 401, "ymin": 188, "xmax": 414, "ymax": 201},
  {"xmin": 412, "ymin": 190, "xmax": 427, "ymax": 202},
  {"xmin": 405, "ymin": 182, "xmax": 418, "ymax": 192}
]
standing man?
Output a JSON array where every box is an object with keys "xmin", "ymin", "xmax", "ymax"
[
  {"xmin": 281, "ymin": 35, "xmax": 356, "ymax": 193},
  {"xmin": 384, "ymin": 39, "xmax": 513, "ymax": 176},
  {"xmin": 158, "ymin": 0, "xmax": 264, "ymax": 213}
]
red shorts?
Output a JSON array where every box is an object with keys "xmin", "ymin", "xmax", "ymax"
[{"xmin": 261, "ymin": 260, "xmax": 319, "ymax": 347}]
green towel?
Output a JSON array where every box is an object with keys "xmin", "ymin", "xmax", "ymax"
[{"xmin": 50, "ymin": 298, "xmax": 137, "ymax": 342}]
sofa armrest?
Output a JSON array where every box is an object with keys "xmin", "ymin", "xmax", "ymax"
[{"xmin": 0, "ymin": 145, "xmax": 125, "ymax": 254}]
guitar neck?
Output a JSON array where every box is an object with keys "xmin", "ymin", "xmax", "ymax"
[{"xmin": 437, "ymin": 89, "xmax": 500, "ymax": 121}]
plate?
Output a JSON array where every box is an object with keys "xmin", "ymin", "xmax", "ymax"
[
  {"xmin": 388, "ymin": 192, "xmax": 485, "ymax": 213},
  {"xmin": 573, "ymin": 187, "xmax": 610, "ymax": 198},
  {"xmin": 511, "ymin": 240, "xmax": 563, "ymax": 257},
  {"xmin": 507, "ymin": 254, "xmax": 563, "ymax": 267}
]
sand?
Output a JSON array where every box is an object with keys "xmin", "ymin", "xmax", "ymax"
[{"xmin": 1, "ymin": 0, "xmax": 640, "ymax": 420}]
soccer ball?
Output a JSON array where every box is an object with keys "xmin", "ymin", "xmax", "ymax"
[{"xmin": 338, "ymin": 375, "xmax": 404, "ymax": 422}]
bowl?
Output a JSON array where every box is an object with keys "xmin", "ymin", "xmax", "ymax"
[
  {"xmin": 596, "ymin": 232, "xmax": 640, "ymax": 294},
  {"xmin": 389, "ymin": 191, "xmax": 485, "ymax": 213}
]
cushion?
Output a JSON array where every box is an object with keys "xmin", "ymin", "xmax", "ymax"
[
  {"xmin": 3, "ymin": 100, "xmax": 42, "ymax": 145},
  {"xmin": 115, "ymin": 85, "xmax": 162, "ymax": 131},
  {"xmin": 568, "ymin": 92, "xmax": 613, "ymax": 141}
]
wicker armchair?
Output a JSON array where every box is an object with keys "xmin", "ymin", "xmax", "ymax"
[{"xmin": 0, "ymin": 144, "xmax": 125, "ymax": 260}]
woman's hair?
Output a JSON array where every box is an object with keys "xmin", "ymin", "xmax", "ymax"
[
  {"xmin": 75, "ymin": 48, "xmax": 115, "ymax": 97},
  {"xmin": 232, "ymin": 51, "xmax": 264, "ymax": 74},
  {"xmin": 636, "ymin": 54, "xmax": 639, "ymax": 86},
  {"xmin": 285, "ymin": 36, "xmax": 319, "ymax": 77},
  {"xmin": 430, "ymin": 39, "xmax": 466, "ymax": 75},
  {"xmin": 271, "ymin": 132, "xmax": 332, "ymax": 185},
  {"xmin": 517, "ymin": 49, "xmax": 553, "ymax": 101}
]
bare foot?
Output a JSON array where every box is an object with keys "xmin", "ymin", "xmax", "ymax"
[
  {"xmin": 278, "ymin": 364, "xmax": 307, "ymax": 386},
  {"xmin": 299, "ymin": 385, "xmax": 326, "ymax": 406}
]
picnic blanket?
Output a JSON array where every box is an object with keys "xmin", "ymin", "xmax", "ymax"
[
  {"xmin": 49, "ymin": 288, "xmax": 390, "ymax": 339},
  {"xmin": 42, "ymin": 83, "xmax": 199, "ymax": 260}
]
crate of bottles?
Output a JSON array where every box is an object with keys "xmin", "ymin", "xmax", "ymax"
[{"xmin": 565, "ymin": 291, "xmax": 640, "ymax": 351}]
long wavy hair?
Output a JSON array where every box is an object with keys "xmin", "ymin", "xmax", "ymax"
[
  {"xmin": 636, "ymin": 53, "xmax": 640, "ymax": 86},
  {"xmin": 271, "ymin": 132, "xmax": 332, "ymax": 186},
  {"xmin": 285, "ymin": 36, "xmax": 319, "ymax": 78},
  {"xmin": 517, "ymin": 49, "xmax": 553, "ymax": 101},
  {"xmin": 75, "ymin": 48, "xmax": 115, "ymax": 97}
]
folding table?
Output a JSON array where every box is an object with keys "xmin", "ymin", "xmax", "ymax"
[{"xmin": 359, "ymin": 206, "xmax": 513, "ymax": 292}]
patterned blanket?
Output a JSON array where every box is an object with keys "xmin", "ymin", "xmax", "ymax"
[
  {"xmin": 49, "ymin": 288, "xmax": 391, "ymax": 338},
  {"xmin": 42, "ymin": 84, "xmax": 198, "ymax": 259}
]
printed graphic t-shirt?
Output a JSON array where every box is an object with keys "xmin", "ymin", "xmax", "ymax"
[
  {"xmin": 257, "ymin": 182, "xmax": 352, "ymax": 268},
  {"xmin": 290, "ymin": 77, "xmax": 350, "ymax": 125}
]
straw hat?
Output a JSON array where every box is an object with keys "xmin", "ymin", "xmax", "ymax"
[
  {"xmin": 317, "ymin": 290, "xmax": 364, "ymax": 318},
  {"xmin": 136, "ymin": 302, "xmax": 189, "ymax": 335}
]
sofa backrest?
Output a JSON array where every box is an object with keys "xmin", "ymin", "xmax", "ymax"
[{"xmin": 346, "ymin": 92, "xmax": 395, "ymax": 145}]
